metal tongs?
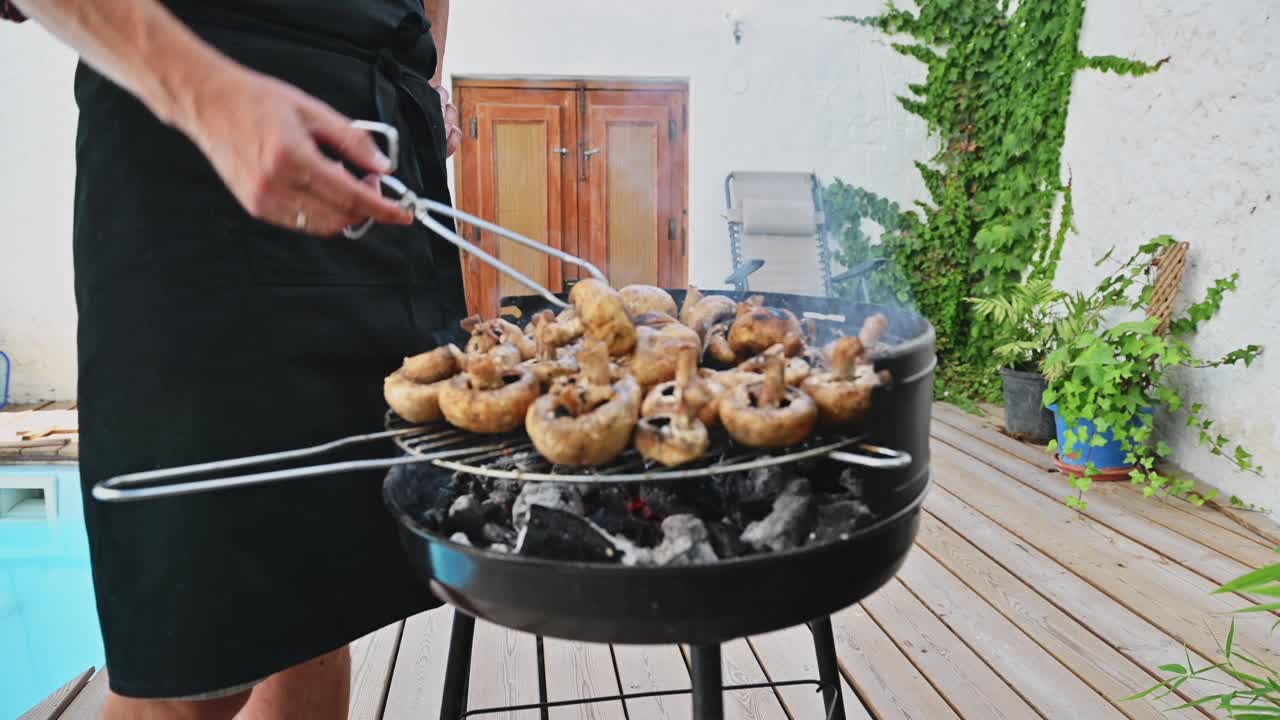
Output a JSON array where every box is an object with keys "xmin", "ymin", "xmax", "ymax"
[{"xmin": 343, "ymin": 121, "xmax": 604, "ymax": 309}]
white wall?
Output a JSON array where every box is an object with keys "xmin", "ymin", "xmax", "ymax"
[
  {"xmin": 442, "ymin": 0, "xmax": 929, "ymax": 288},
  {"xmin": 1061, "ymin": 0, "xmax": 1280, "ymax": 509},
  {"xmin": 0, "ymin": 23, "xmax": 79, "ymax": 403}
]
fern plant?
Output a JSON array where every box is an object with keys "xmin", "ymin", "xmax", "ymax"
[{"xmin": 967, "ymin": 279, "xmax": 1067, "ymax": 372}]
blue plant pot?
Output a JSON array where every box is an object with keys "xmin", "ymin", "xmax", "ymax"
[{"xmin": 1049, "ymin": 404, "xmax": 1153, "ymax": 473}]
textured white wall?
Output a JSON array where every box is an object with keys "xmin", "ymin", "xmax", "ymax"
[
  {"xmin": 0, "ymin": 23, "xmax": 79, "ymax": 403},
  {"xmin": 1060, "ymin": 0, "xmax": 1280, "ymax": 509}
]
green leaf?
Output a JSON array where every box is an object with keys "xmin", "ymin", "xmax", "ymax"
[{"xmin": 1215, "ymin": 565, "xmax": 1280, "ymax": 594}]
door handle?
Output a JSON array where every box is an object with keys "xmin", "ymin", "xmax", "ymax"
[
  {"xmin": 583, "ymin": 148, "xmax": 601, "ymax": 158},
  {"xmin": 552, "ymin": 147, "xmax": 569, "ymax": 156}
]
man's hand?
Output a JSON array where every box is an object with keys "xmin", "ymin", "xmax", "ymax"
[
  {"xmin": 435, "ymin": 85, "xmax": 462, "ymax": 158},
  {"xmin": 183, "ymin": 66, "xmax": 414, "ymax": 236}
]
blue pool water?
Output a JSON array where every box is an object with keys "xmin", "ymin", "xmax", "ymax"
[{"xmin": 0, "ymin": 465, "xmax": 104, "ymax": 719}]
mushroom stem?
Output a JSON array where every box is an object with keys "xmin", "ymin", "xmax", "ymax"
[
  {"xmin": 674, "ymin": 343, "xmax": 698, "ymax": 387},
  {"xmin": 578, "ymin": 340, "xmax": 612, "ymax": 387},
  {"xmin": 830, "ymin": 337, "xmax": 867, "ymax": 381},
  {"xmin": 756, "ymin": 349, "xmax": 788, "ymax": 408},
  {"xmin": 859, "ymin": 314, "xmax": 889, "ymax": 347}
]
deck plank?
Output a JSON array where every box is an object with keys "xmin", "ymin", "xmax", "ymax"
[
  {"xmin": 897, "ymin": 550, "xmax": 1126, "ymax": 718},
  {"xmin": 748, "ymin": 625, "xmax": 873, "ymax": 720},
  {"xmin": 932, "ymin": 402, "xmax": 1277, "ymax": 551},
  {"xmin": 681, "ymin": 640, "xmax": 790, "ymax": 720},
  {"xmin": 931, "ymin": 417, "xmax": 1276, "ymax": 577},
  {"xmin": 58, "ymin": 669, "xmax": 108, "ymax": 720},
  {"xmin": 17, "ymin": 667, "xmax": 94, "ymax": 720},
  {"xmin": 467, "ymin": 621, "xmax": 540, "ymax": 719},
  {"xmin": 929, "ymin": 440, "xmax": 1280, "ymax": 664},
  {"xmin": 914, "ymin": 509, "xmax": 1209, "ymax": 720},
  {"xmin": 861, "ymin": 579, "xmax": 1042, "ymax": 719},
  {"xmin": 542, "ymin": 639, "xmax": 626, "ymax": 720},
  {"xmin": 348, "ymin": 621, "xmax": 403, "ymax": 720},
  {"xmin": 612, "ymin": 644, "xmax": 692, "ymax": 720},
  {"xmin": 831, "ymin": 604, "xmax": 962, "ymax": 719},
  {"xmin": 383, "ymin": 608, "xmax": 454, "ymax": 720}
]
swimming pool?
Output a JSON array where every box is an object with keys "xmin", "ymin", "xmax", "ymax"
[{"xmin": 0, "ymin": 464, "xmax": 104, "ymax": 719}]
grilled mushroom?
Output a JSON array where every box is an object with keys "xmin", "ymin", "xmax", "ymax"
[
  {"xmin": 823, "ymin": 313, "xmax": 890, "ymax": 362},
  {"xmin": 643, "ymin": 346, "xmax": 724, "ymax": 428},
  {"xmin": 720, "ymin": 347, "xmax": 818, "ymax": 448},
  {"xmin": 620, "ymin": 284, "xmax": 678, "ymax": 319},
  {"xmin": 438, "ymin": 343, "xmax": 540, "ymax": 434},
  {"xmin": 635, "ymin": 347, "xmax": 712, "ymax": 467},
  {"xmin": 703, "ymin": 320, "xmax": 739, "ymax": 366},
  {"xmin": 802, "ymin": 332, "xmax": 891, "ymax": 429},
  {"xmin": 383, "ymin": 345, "xmax": 461, "ymax": 423},
  {"xmin": 727, "ymin": 295, "xmax": 803, "ymax": 357},
  {"xmin": 736, "ymin": 348, "xmax": 812, "ymax": 387},
  {"xmin": 681, "ymin": 290, "xmax": 738, "ymax": 341},
  {"xmin": 569, "ymin": 279, "xmax": 637, "ymax": 357},
  {"xmin": 626, "ymin": 312, "xmax": 701, "ymax": 392},
  {"xmin": 522, "ymin": 310, "xmax": 579, "ymax": 388},
  {"xmin": 525, "ymin": 340, "xmax": 641, "ymax": 466}
]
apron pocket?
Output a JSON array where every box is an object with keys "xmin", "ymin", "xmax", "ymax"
[{"xmin": 233, "ymin": 215, "xmax": 421, "ymax": 287}]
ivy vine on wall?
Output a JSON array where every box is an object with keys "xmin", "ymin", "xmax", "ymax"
[{"xmin": 826, "ymin": 0, "xmax": 1166, "ymax": 401}]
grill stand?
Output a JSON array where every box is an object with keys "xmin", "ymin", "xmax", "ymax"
[{"xmin": 435, "ymin": 609, "xmax": 848, "ymax": 720}]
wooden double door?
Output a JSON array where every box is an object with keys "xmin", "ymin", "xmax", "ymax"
[{"xmin": 453, "ymin": 80, "xmax": 689, "ymax": 317}]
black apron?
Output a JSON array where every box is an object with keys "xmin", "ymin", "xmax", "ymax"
[{"xmin": 73, "ymin": 0, "xmax": 464, "ymax": 698}]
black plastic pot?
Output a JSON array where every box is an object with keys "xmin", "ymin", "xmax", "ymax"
[{"xmin": 1000, "ymin": 368, "xmax": 1055, "ymax": 442}]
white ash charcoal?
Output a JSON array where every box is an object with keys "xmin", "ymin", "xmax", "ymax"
[
  {"xmin": 481, "ymin": 522, "xmax": 517, "ymax": 547},
  {"xmin": 447, "ymin": 495, "xmax": 486, "ymax": 535},
  {"xmin": 838, "ymin": 469, "xmax": 865, "ymax": 499},
  {"xmin": 809, "ymin": 500, "xmax": 875, "ymax": 543},
  {"xmin": 481, "ymin": 490, "xmax": 515, "ymax": 521},
  {"xmin": 512, "ymin": 482, "xmax": 584, "ymax": 532},
  {"xmin": 490, "ymin": 452, "xmax": 542, "ymax": 473},
  {"xmin": 516, "ymin": 504, "xmax": 622, "ymax": 563},
  {"xmin": 706, "ymin": 520, "xmax": 748, "ymax": 559},
  {"xmin": 450, "ymin": 532, "xmax": 472, "ymax": 546},
  {"xmin": 728, "ymin": 463, "xmax": 786, "ymax": 521},
  {"xmin": 489, "ymin": 544, "xmax": 511, "ymax": 554},
  {"xmin": 741, "ymin": 478, "xmax": 816, "ymax": 552},
  {"xmin": 650, "ymin": 515, "xmax": 719, "ymax": 566}
]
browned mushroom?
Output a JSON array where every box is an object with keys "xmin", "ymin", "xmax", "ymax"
[
  {"xmin": 703, "ymin": 320, "xmax": 739, "ymax": 366},
  {"xmin": 438, "ymin": 343, "xmax": 540, "ymax": 434},
  {"xmin": 626, "ymin": 311, "xmax": 701, "ymax": 392},
  {"xmin": 801, "ymin": 334, "xmax": 891, "ymax": 428},
  {"xmin": 720, "ymin": 347, "xmax": 818, "ymax": 448},
  {"xmin": 569, "ymin": 279, "xmax": 637, "ymax": 357},
  {"xmin": 522, "ymin": 310, "xmax": 579, "ymax": 388},
  {"xmin": 681, "ymin": 290, "xmax": 738, "ymax": 341},
  {"xmin": 727, "ymin": 295, "xmax": 803, "ymax": 357},
  {"xmin": 643, "ymin": 346, "xmax": 724, "ymax": 428},
  {"xmin": 823, "ymin": 313, "xmax": 890, "ymax": 363},
  {"xmin": 495, "ymin": 318, "xmax": 536, "ymax": 360},
  {"xmin": 383, "ymin": 344, "xmax": 463, "ymax": 424},
  {"xmin": 635, "ymin": 347, "xmax": 711, "ymax": 467},
  {"xmin": 525, "ymin": 340, "xmax": 641, "ymax": 466},
  {"xmin": 620, "ymin": 285, "xmax": 678, "ymax": 319},
  {"xmin": 736, "ymin": 348, "xmax": 812, "ymax": 386}
]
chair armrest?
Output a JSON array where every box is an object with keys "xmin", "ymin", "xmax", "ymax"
[
  {"xmin": 724, "ymin": 258, "xmax": 765, "ymax": 287},
  {"xmin": 831, "ymin": 257, "xmax": 887, "ymax": 284}
]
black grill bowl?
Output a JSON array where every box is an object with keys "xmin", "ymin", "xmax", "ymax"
[{"xmin": 382, "ymin": 290, "xmax": 935, "ymax": 645}]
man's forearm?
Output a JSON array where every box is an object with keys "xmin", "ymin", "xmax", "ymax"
[
  {"xmin": 423, "ymin": 0, "xmax": 448, "ymax": 86},
  {"xmin": 14, "ymin": 0, "xmax": 233, "ymax": 130}
]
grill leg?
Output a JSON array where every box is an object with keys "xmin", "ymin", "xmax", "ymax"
[
  {"xmin": 811, "ymin": 617, "xmax": 847, "ymax": 720},
  {"xmin": 439, "ymin": 610, "xmax": 476, "ymax": 720},
  {"xmin": 689, "ymin": 644, "xmax": 724, "ymax": 720}
]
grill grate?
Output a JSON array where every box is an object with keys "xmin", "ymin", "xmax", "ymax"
[{"xmin": 385, "ymin": 410, "xmax": 864, "ymax": 485}]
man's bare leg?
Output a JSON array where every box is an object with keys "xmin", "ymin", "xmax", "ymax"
[
  {"xmin": 100, "ymin": 690, "xmax": 251, "ymax": 720},
  {"xmin": 236, "ymin": 645, "xmax": 350, "ymax": 720}
]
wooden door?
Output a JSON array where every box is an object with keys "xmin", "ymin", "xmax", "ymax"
[
  {"xmin": 581, "ymin": 90, "xmax": 686, "ymax": 290},
  {"xmin": 454, "ymin": 80, "xmax": 688, "ymax": 317},
  {"xmin": 455, "ymin": 88, "xmax": 578, "ymax": 318}
]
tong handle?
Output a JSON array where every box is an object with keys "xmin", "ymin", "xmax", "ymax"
[{"xmin": 828, "ymin": 444, "xmax": 912, "ymax": 470}]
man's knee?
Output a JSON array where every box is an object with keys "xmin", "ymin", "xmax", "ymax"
[{"xmin": 101, "ymin": 687, "xmax": 252, "ymax": 720}]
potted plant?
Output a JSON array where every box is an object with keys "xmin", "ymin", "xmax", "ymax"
[
  {"xmin": 1041, "ymin": 236, "xmax": 1264, "ymax": 508},
  {"xmin": 968, "ymin": 279, "xmax": 1071, "ymax": 442}
]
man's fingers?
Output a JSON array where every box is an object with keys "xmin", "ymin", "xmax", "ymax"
[
  {"xmin": 444, "ymin": 101, "xmax": 459, "ymax": 129},
  {"xmin": 301, "ymin": 148, "xmax": 412, "ymax": 226},
  {"xmin": 302, "ymin": 101, "xmax": 393, "ymax": 176},
  {"xmin": 259, "ymin": 188, "xmax": 351, "ymax": 237}
]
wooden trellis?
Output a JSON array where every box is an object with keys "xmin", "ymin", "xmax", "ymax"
[{"xmin": 1147, "ymin": 241, "xmax": 1189, "ymax": 335}]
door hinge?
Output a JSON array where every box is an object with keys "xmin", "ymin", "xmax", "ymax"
[
  {"xmin": 669, "ymin": 117, "xmax": 677, "ymax": 143},
  {"xmin": 469, "ymin": 117, "xmax": 478, "ymax": 139},
  {"xmin": 668, "ymin": 218, "xmax": 676, "ymax": 243}
]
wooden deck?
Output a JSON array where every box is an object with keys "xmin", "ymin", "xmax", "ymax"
[{"xmin": 19, "ymin": 402, "xmax": 1279, "ymax": 720}]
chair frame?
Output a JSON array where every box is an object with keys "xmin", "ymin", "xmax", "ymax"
[{"xmin": 723, "ymin": 172, "xmax": 834, "ymax": 296}]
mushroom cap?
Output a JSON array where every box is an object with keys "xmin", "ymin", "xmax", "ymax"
[
  {"xmin": 727, "ymin": 297, "xmax": 802, "ymax": 356},
  {"xmin": 634, "ymin": 415, "xmax": 710, "ymax": 467},
  {"xmin": 737, "ymin": 351, "xmax": 812, "ymax": 387},
  {"xmin": 703, "ymin": 321, "xmax": 739, "ymax": 366},
  {"xmin": 620, "ymin": 285, "xmax": 678, "ymax": 319},
  {"xmin": 439, "ymin": 366, "xmax": 541, "ymax": 434},
  {"xmin": 526, "ymin": 375, "xmax": 642, "ymax": 466},
  {"xmin": 399, "ymin": 345, "xmax": 460, "ymax": 385},
  {"xmin": 569, "ymin": 279, "xmax": 637, "ymax": 356},
  {"xmin": 720, "ymin": 382, "xmax": 818, "ymax": 448},
  {"xmin": 628, "ymin": 315, "xmax": 701, "ymax": 391},
  {"xmin": 801, "ymin": 372, "xmax": 876, "ymax": 427},
  {"xmin": 642, "ymin": 375, "xmax": 724, "ymax": 428},
  {"xmin": 683, "ymin": 295, "xmax": 738, "ymax": 340},
  {"xmin": 384, "ymin": 371, "xmax": 448, "ymax": 424}
]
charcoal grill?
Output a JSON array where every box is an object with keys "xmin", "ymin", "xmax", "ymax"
[{"xmin": 91, "ymin": 121, "xmax": 936, "ymax": 720}]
